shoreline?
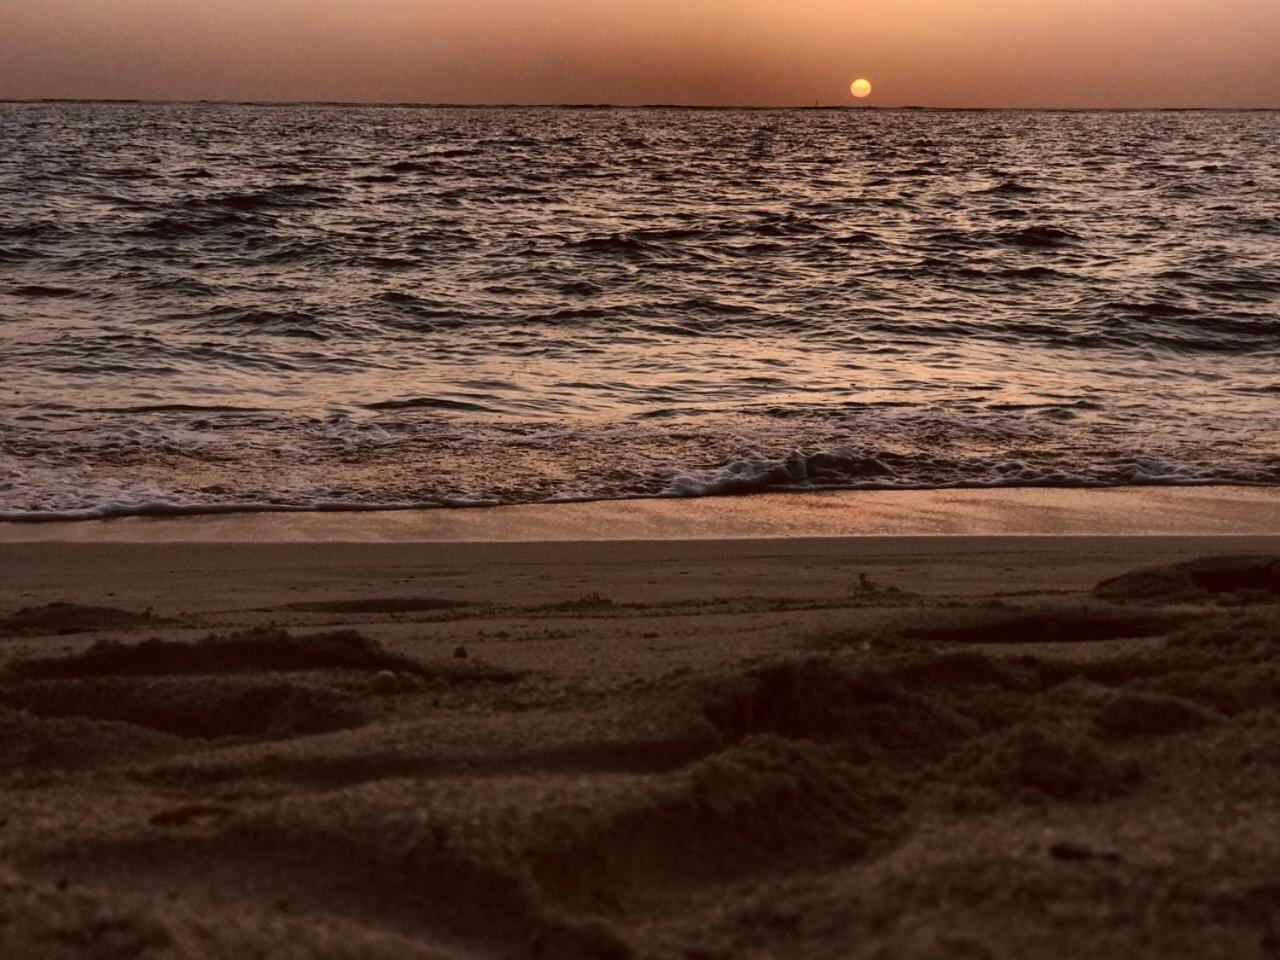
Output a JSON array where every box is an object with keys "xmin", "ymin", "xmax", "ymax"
[{"xmin": 3, "ymin": 485, "xmax": 1279, "ymax": 542}]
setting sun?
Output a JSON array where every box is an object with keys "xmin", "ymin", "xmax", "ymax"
[{"xmin": 850, "ymin": 78, "xmax": 872, "ymax": 99}]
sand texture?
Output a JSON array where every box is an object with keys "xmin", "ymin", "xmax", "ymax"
[{"xmin": 2, "ymin": 536, "xmax": 1280, "ymax": 959}]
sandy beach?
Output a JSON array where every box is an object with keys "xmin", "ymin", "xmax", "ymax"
[
  {"xmin": 3, "ymin": 503, "xmax": 1280, "ymax": 958},
  {"xmin": 5, "ymin": 13, "xmax": 1277, "ymax": 953}
]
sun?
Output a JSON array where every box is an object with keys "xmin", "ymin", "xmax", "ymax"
[{"xmin": 850, "ymin": 78, "xmax": 873, "ymax": 99}]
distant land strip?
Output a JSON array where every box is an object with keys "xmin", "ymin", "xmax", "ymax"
[{"xmin": 1, "ymin": 99, "xmax": 1276, "ymax": 112}]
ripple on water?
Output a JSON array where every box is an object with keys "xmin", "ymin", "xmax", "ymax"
[{"xmin": 0, "ymin": 105, "xmax": 1277, "ymax": 517}]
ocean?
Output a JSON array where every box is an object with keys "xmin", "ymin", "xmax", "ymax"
[{"xmin": 1, "ymin": 103, "xmax": 1276, "ymax": 520}]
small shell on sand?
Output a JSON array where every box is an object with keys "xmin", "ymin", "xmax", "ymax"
[{"xmin": 371, "ymin": 670, "xmax": 400, "ymax": 695}]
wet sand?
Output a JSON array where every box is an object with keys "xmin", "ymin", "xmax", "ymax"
[
  {"xmin": 3, "ymin": 485, "xmax": 1279, "ymax": 541},
  {"xmin": 2, "ymin": 529, "xmax": 1280, "ymax": 957}
]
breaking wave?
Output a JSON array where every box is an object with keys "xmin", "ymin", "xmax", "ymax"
[{"xmin": 1, "ymin": 104, "xmax": 1277, "ymax": 519}]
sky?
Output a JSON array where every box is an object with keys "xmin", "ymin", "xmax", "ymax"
[{"xmin": 2, "ymin": 0, "xmax": 1278, "ymax": 107}]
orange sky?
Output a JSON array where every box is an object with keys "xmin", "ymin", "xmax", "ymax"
[{"xmin": 2, "ymin": 0, "xmax": 1277, "ymax": 107}]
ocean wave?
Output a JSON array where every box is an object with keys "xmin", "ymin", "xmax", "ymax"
[
  {"xmin": 570, "ymin": 234, "xmax": 653, "ymax": 255},
  {"xmin": 666, "ymin": 449, "xmax": 893, "ymax": 496},
  {"xmin": 0, "ymin": 499, "xmax": 472, "ymax": 524},
  {"xmin": 10, "ymin": 284, "xmax": 84, "ymax": 298},
  {"xmin": 977, "ymin": 179, "xmax": 1040, "ymax": 195},
  {"xmin": 1, "ymin": 104, "xmax": 1276, "ymax": 522},
  {"xmin": 3, "ymin": 411, "xmax": 1275, "ymax": 522},
  {"xmin": 660, "ymin": 448, "xmax": 1271, "ymax": 499},
  {"xmin": 184, "ymin": 185, "xmax": 336, "ymax": 211},
  {"xmin": 0, "ymin": 470, "xmax": 1267, "ymax": 524},
  {"xmin": 362, "ymin": 396, "xmax": 500, "ymax": 413},
  {"xmin": 999, "ymin": 225, "xmax": 1081, "ymax": 248},
  {"xmin": 0, "ymin": 245, "xmax": 39, "ymax": 263}
]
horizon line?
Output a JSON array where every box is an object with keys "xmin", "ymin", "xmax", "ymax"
[{"xmin": 2, "ymin": 98, "xmax": 1277, "ymax": 112}]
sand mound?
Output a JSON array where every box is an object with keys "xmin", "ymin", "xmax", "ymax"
[
  {"xmin": 1166, "ymin": 608, "xmax": 1280, "ymax": 658},
  {"xmin": 5, "ymin": 546, "xmax": 1280, "ymax": 960},
  {"xmin": 1092, "ymin": 691, "xmax": 1216, "ymax": 740},
  {"xmin": 702, "ymin": 658, "xmax": 986, "ymax": 762},
  {"xmin": 1095, "ymin": 555, "xmax": 1280, "ymax": 604},
  {"xmin": 0, "ymin": 625, "xmax": 531, "ymax": 763},
  {"xmin": 699, "ymin": 631, "xmax": 1270, "ymax": 808},
  {"xmin": 0, "ymin": 628, "xmax": 528, "ymax": 745},
  {"xmin": 283, "ymin": 597, "xmax": 469, "ymax": 614},
  {"xmin": 971, "ymin": 721, "xmax": 1142, "ymax": 800},
  {"xmin": 8, "ymin": 628, "xmax": 420, "ymax": 679},
  {"xmin": 0, "ymin": 866, "xmax": 456, "ymax": 960},
  {"xmin": 0, "ymin": 603, "xmax": 164, "ymax": 638},
  {"xmin": 0, "ymin": 871, "xmax": 175, "ymax": 960},
  {"xmin": 532, "ymin": 736, "xmax": 906, "ymax": 880},
  {"xmin": 6, "ymin": 628, "xmax": 524, "ymax": 686},
  {"xmin": 0, "ymin": 706, "xmax": 185, "ymax": 772},
  {"xmin": 96, "ymin": 624, "xmax": 1256, "ymax": 955},
  {"xmin": 1, "ymin": 677, "xmax": 368, "ymax": 739},
  {"xmin": 128, "ymin": 737, "xmax": 903, "ymax": 958},
  {"xmin": 813, "ymin": 605, "xmax": 1186, "ymax": 654},
  {"xmin": 1138, "ymin": 665, "xmax": 1280, "ymax": 716},
  {"xmin": 905, "ymin": 606, "xmax": 1184, "ymax": 644},
  {"xmin": 541, "ymin": 593, "xmax": 617, "ymax": 614}
]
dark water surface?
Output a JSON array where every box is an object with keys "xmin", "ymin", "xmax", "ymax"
[{"xmin": 1, "ymin": 104, "xmax": 1277, "ymax": 519}]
